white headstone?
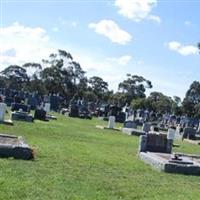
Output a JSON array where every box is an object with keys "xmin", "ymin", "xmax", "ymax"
[
  {"xmin": 44, "ymin": 103, "xmax": 51, "ymax": 113},
  {"xmin": 0, "ymin": 103, "xmax": 6, "ymax": 121},
  {"xmin": 167, "ymin": 128, "xmax": 176, "ymax": 140},
  {"xmin": 108, "ymin": 116, "xmax": 115, "ymax": 129}
]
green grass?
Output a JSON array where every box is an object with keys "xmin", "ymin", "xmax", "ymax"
[{"xmin": 0, "ymin": 114, "xmax": 200, "ymax": 200}]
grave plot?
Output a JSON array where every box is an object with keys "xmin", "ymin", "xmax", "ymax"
[
  {"xmin": 122, "ymin": 122, "xmax": 152, "ymax": 136},
  {"xmin": 0, "ymin": 134, "xmax": 34, "ymax": 160},
  {"xmin": 138, "ymin": 134, "xmax": 200, "ymax": 175},
  {"xmin": 96, "ymin": 116, "xmax": 121, "ymax": 131},
  {"xmin": 182, "ymin": 127, "xmax": 200, "ymax": 145},
  {"xmin": 0, "ymin": 103, "xmax": 13, "ymax": 125},
  {"xmin": 11, "ymin": 103, "xmax": 34, "ymax": 122},
  {"xmin": 44, "ymin": 103, "xmax": 57, "ymax": 120}
]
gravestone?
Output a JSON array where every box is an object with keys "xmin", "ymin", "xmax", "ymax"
[
  {"xmin": 124, "ymin": 120, "xmax": 137, "ymax": 129},
  {"xmin": 167, "ymin": 128, "xmax": 176, "ymax": 140},
  {"xmin": 11, "ymin": 111, "xmax": 34, "ymax": 122},
  {"xmin": 108, "ymin": 116, "xmax": 115, "ymax": 129},
  {"xmin": 142, "ymin": 123, "xmax": 151, "ymax": 133},
  {"xmin": 69, "ymin": 104, "xmax": 79, "ymax": 117},
  {"xmin": 127, "ymin": 115, "xmax": 134, "ymax": 121},
  {"xmin": 11, "ymin": 103, "xmax": 30, "ymax": 113},
  {"xmin": 0, "ymin": 134, "xmax": 34, "ymax": 160},
  {"xmin": 182, "ymin": 127, "xmax": 196, "ymax": 140},
  {"xmin": 34, "ymin": 109, "xmax": 48, "ymax": 121},
  {"xmin": 44, "ymin": 103, "xmax": 51, "ymax": 113},
  {"xmin": 28, "ymin": 94, "xmax": 39, "ymax": 110},
  {"xmin": 0, "ymin": 103, "xmax": 6, "ymax": 122},
  {"xmin": 139, "ymin": 134, "xmax": 173, "ymax": 153},
  {"xmin": 0, "ymin": 103, "xmax": 13, "ymax": 125}
]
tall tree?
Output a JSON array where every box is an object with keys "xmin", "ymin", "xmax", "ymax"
[
  {"xmin": 182, "ymin": 81, "xmax": 200, "ymax": 117},
  {"xmin": 118, "ymin": 74, "xmax": 152, "ymax": 105},
  {"xmin": 0, "ymin": 65, "xmax": 29, "ymax": 90}
]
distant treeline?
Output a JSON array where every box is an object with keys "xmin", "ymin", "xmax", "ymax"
[{"xmin": 0, "ymin": 48, "xmax": 200, "ymax": 118}]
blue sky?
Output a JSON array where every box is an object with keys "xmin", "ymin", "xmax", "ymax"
[{"xmin": 0, "ymin": 0, "xmax": 200, "ymax": 99}]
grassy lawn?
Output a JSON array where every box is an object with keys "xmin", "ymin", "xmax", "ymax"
[{"xmin": 0, "ymin": 114, "xmax": 200, "ymax": 200}]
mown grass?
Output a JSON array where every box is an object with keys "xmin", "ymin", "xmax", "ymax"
[{"xmin": 0, "ymin": 113, "xmax": 200, "ymax": 200}]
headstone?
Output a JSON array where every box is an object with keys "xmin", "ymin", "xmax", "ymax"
[
  {"xmin": 11, "ymin": 103, "xmax": 30, "ymax": 113},
  {"xmin": 69, "ymin": 104, "xmax": 79, "ymax": 117},
  {"xmin": 124, "ymin": 120, "xmax": 137, "ymax": 129},
  {"xmin": 11, "ymin": 111, "xmax": 34, "ymax": 122},
  {"xmin": 108, "ymin": 116, "xmax": 115, "ymax": 129},
  {"xmin": 142, "ymin": 123, "xmax": 151, "ymax": 133},
  {"xmin": 182, "ymin": 127, "xmax": 196, "ymax": 140},
  {"xmin": 44, "ymin": 103, "xmax": 51, "ymax": 113},
  {"xmin": 127, "ymin": 115, "xmax": 134, "ymax": 121},
  {"xmin": 167, "ymin": 128, "xmax": 176, "ymax": 140},
  {"xmin": 34, "ymin": 109, "xmax": 47, "ymax": 121},
  {"xmin": 0, "ymin": 103, "xmax": 6, "ymax": 122},
  {"xmin": 139, "ymin": 134, "xmax": 173, "ymax": 153},
  {"xmin": 0, "ymin": 134, "xmax": 34, "ymax": 160}
]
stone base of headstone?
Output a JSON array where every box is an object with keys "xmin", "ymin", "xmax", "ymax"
[
  {"xmin": 0, "ymin": 134, "xmax": 34, "ymax": 160},
  {"xmin": 96, "ymin": 125, "xmax": 121, "ymax": 131},
  {"xmin": 46, "ymin": 114, "xmax": 57, "ymax": 120},
  {"xmin": 139, "ymin": 152, "xmax": 200, "ymax": 175},
  {"xmin": 122, "ymin": 128, "xmax": 146, "ymax": 136},
  {"xmin": 0, "ymin": 119, "xmax": 14, "ymax": 126},
  {"xmin": 184, "ymin": 139, "xmax": 200, "ymax": 145},
  {"xmin": 11, "ymin": 112, "xmax": 34, "ymax": 122}
]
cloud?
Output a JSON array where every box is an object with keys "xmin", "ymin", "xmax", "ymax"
[
  {"xmin": 166, "ymin": 41, "xmax": 198, "ymax": 56},
  {"xmin": 89, "ymin": 19, "xmax": 132, "ymax": 45},
  {"xmin": 107, "ymin": 55, "xmax": 132, "ymax": 66},
  {"xmin": 147, "ymin": 15, "xmax": 161, "ymax": 23},
  {"xmin": 58, "ymin": 17, "xmax": 78, "ymax": 28},
  {"xmin": 0, "ymin": 22, "xmax": 54, "ymax": 69},
  {"xmin": 115, "ymin": 0, "xmax": 160, "ymax": 23},
  {"xmin": 184, "ymin": 21, "xmax": 192, "ymax": 26}
]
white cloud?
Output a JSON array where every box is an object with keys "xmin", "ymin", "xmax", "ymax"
[
  {"xmin": 166, "ymin": 41, "xmax": 198, "ymax": 56},
  {"xmin": 115, "ymin": 0, "xmax": 160, "ymax": 23},
  {"xmin": 107, "ymin": 55, "xmax": 132, "ymax": 66},
  {"xmin": 184, "ymin": 20, "xmax": 192, "ymax": 26},
  {"xmin": 147, "ymin": 15, "xmax": 161, "ymax": 23},
  {"xmin": 0, "ymin": 22, "xmax": 54, "ymax": 69},
  {"xmin": 58, "ymin": 17, "xmax": 78, "ymax": 28},
  {"xmin": 89, "ymin": 19, "xmax": 132, "ymax": 45}
]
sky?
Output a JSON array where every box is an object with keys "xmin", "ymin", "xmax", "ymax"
[{"xmin": 0, "ymin": 0, "xmax": 200, "ymax": 99}]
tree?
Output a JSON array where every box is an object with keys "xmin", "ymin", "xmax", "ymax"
[
  {"xmin": 182, "ymin": 81, "xmax": 200, "ymax": 117},
  {"xmin": 146, "ymin": 92, "xmax": 173, "ymax": 114},
  {"xmin": 131, "ymin": 98, "xmax": 147, "ymax": 110},
  {"xmin": 118, "ymin": 74, "xmax": 152, "ymax": 105},
  {"xmin": 0, "ymin": 65, "xmax": 29, "ymax": 90},
  {"xmin": 88, "ymin": 76, "xmax": 108, "ymax": 100}
]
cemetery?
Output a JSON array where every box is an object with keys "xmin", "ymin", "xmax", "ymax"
[{"xmin": 1, "ymin": 85, "xmax": 200, "ymax": 199}]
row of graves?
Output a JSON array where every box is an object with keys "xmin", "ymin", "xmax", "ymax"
[
  {"xmin": 96, "ymin": 113, "xmax": 200, "ymax": 175},
  {"xmin": 0, "ymin": 92, "xmax": 59, "ymax": 160},
  {"xmin": 0, "ymin": 88, "xmax": 62, "ymax": 111}
]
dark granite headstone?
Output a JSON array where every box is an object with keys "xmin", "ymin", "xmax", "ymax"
[
  {"xmin": 139, "ymin": 134, "xmax": 173, "ymax": 153},
  {"xmin": 11, "ymin": 103, "xmax": 30, "ymax": 113},
  {"xmin": 34, "ymin": 109, "xmax": 48, "ymax": 121},
  {"xmin": 182, "ymin": 127, "xmax": 196, "ymax": 140},
  {"xmin": 69, "ymin": 104, "xmax": 79, "ymax": 117},
  {"xmin": 124, "ymin": 120, "xmax": 137, "ymax": 129}
]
